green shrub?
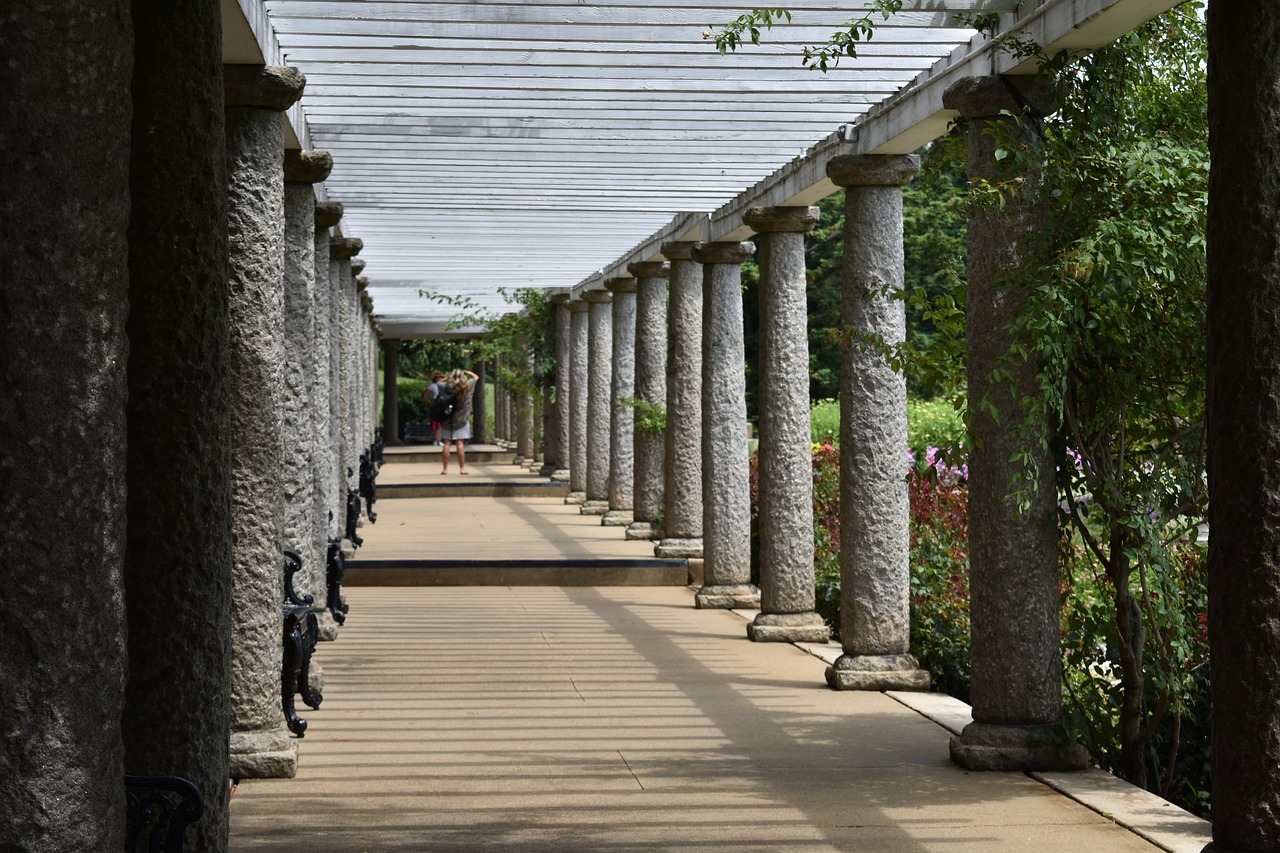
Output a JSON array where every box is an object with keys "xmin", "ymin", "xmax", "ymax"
[
  {"xmin": 810, "ymin": 398, "xmax": 839, "ymax": 444},
  {"xmin": 907, "ymin": 397, "xmax": 964, "ymax": 456},
  {"xmin": 810, "ymin": 397, "xmax": 965, "ymax": 453}
]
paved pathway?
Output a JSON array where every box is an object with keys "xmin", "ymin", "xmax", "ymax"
[{"xmin": 228, "ymin": 452, "xmax": 1211, "ymax": 852}]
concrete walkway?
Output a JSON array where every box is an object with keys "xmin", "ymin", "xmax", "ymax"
[{"xmin": 228, "ymin": 453, "xmax": 1212, "ymax": 852}]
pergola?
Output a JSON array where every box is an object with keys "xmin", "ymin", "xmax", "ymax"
[
  {"xmin": 9, "ymin": 1, "xmax": 1280, "ymax": 851},
  {"xmin": 223, "ymin": 0, "xmax": 1181, "ymax": 335}
]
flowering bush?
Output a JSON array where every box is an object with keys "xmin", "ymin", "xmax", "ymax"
[{"xmin": 906, "ymin": 448, "xmax": 971, "ymax": 701}]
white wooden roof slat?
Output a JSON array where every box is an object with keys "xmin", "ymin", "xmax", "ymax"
[{"xmin": 223, "ymin": 0, "xmax": 1181, "ymax": 327}]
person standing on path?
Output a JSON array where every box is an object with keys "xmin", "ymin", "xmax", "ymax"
[{"xmin": 441, "ymin": 368, "xmax": 479, "ymax": 474}]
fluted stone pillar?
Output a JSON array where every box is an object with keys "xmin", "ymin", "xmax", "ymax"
[
  {"xmin": 655, "ymin": 243, "xmax": 704, "ymax": 558},
  {"xmin": 582, "ymin": 290, "xmax": 613, "ymax": 514},
  {"xmin": 627, "ymin": 261, "xmax": 669, "ymax": 540},
  {"xmin": 2, "ymin": 7, "xmax": 131, "ymax": 845},
  {"xmin": 744, "ymin": 207, "xmax": 831, "ymax": 643},
  {"xmin": 944, "ymin": 76, "xmax": 1085, "ymax": 771},
  {"xmin": 1206, "ymin": 6, "xmax": 1280, "ymax": 849},
  {"xmin": 693, "ymin": 241, "xmax": 760, "ymax": 610},
  {"xmin": 382, "ymin": 338, "xmax": 401, "ymax": 446},
  {"xmin": 551, "ymin": 295, "xmax": 573, "ymax": 480},
  {"xmin": 824, "ymin": 157, "xmax": 930, "ymax": 687},
  {"xmin": 224, "ymin": 64, "xmax": 306, "ymax": 780},
  {"xmin": 604, "ymin": 277, "xmax": 637, "ymax": 526},
  {"xmin": 313, "ymin": 201, "xmax": 343, "ymax": 639},
  {"xmin": 120, "ymin": 6, "xmax": 233, "ymax": 845},
  {"xmin": 568, "ymin": 302, "xmax": 590, "ymax": 503},
  {"xmin": 329, "ymin": 236, "xmax": 362, "ymax": 550},
  {"xmin": 282, "ymin": 150, "xmax": 332, "ymax": 618},
  {"xmin": 473, "ymin": 361, "xmax": 488, "ymax": 444}
]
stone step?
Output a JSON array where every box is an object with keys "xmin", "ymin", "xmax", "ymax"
[
  {"xmin": 377, "ymin": 481, "xmax": 568, "ymax": 499},
  {"xmin": 342, "ymin": 558, "xmax": 690, "ymax": 587},
  {"xmin": 381, "ymin": 449, "xmax": 518, "ymax": 464}
]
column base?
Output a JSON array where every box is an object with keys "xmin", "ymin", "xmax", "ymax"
[
  {"xmin": 655, "ymin": 537, "xmax": 703, "ymax": 558},
  {"xmin": 601, "ymin": 510, "xmax": 633, "ymax": 526},
  {"xmin": 949, "ymin": 722, "xmax": 1089, "ymax": 772},
  {"xmin": 512, "ymin": 455, "xmax": 526, "ymax": 466},
  {"xmin": 580, "ymin": 500, "xmax": 610, "ymax": 515},
  {"xmin": 625, "ymin": 521, "xmax": 658, "ymax": 540},
  {"xmin": 747, "ymin": 611, "xmax": 831, "ymax": 643},
  {"xmin": 229, "ymin": 727, "xmax": 297, "ymax": 779},
  {"xmin": 825, "ymin": 653, "xmax": 930, "ymax": 691},
  {"xmin": 551, "ymin": 469, "xmax": 571, "ymax": 482},
  {"xmin": 315, "ymin": 610, "xmax": 340, "ymax": 642},
  {"xmin": 302, "ymin": 661, "xmax": 325, "ymax": 696},
  {"xmin": 565, "ymin": 491, "xmax": 586, "ymax": 505},
  {"xmin": 695, "ymin": 583, "xmax": 760, "ymax": 609},
  {"xmin": 539, "ymin": 464, "xmax": 557, "ymax": 477}
]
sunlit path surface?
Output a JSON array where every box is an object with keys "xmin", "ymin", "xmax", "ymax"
[{"xmin": 229, "ymin": 585, "xmax": 1166, "ymax": 852}]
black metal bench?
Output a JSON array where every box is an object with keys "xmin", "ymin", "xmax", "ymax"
[
  {"xmin": 282, "ymin": 549, "xmax": 322, "ymax": 737},
  {"xmin": 125, "ymin": 774, "xmax": 204, "ymax": 853}
]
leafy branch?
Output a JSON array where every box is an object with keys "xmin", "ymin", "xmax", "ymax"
[{"xmin": 704, "ymin": 2, "xmax": 904, "ymax": 72}]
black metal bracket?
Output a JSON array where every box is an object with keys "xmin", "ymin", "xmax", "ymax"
[{"xmin": 125, "ymin": 775, "xmax": 205, "ymax": 853}]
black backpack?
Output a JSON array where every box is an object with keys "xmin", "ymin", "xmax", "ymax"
[{"xmin": 429, "ymin": 386, "xmax": 457, "ymax": 422}]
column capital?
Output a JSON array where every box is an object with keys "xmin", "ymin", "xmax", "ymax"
[
  {"xmin": 661, "ymin": 241, "xmax": 699, "ymax": 261},
  {"xmin": 351, "ymin": 258, "xmax": 366, "ymax": 276},
  {"xmin": 356, "ymin": 275, "xmax": 369, "ymax": 292},
  {"xmin": 604, "ymin": 277, "xmax": 636, "ymax": 294},
  {"xmin": 360, "ymin": 292, "xmax": 373, "ymax": 312},
  {"xmin": 942, "ymin": 74, "xmax": 1056, "ymax": 121},
  {"xmin": 568, "ymin": 299, "xmax": 589, "ymax": 313},
  {"xmin": 582, "ymin": 289, "xmax": 613, "ymax": 304},
  {"xmin": 314, "ymin": 201, "xmax": 343, "ymax": 229},
  {"xmin": 827, "ymin": 154, "xmax": 921, "ymax": 188},
  {"xmin": 224, "ymin": 64, "xmax": 306, "ymax": 110},
  {"xmin": 550, "ymin": 292, "xmax": 572, "ymax": 304},
  {"xmin": 692, "ymin": 241, "xmax": 755, "ymax": 265},
  {"xmin": 628, "ymin": 260, "xmax": 670, "ymax": 279},
  {"xmin": 329, "ymin": 236, "xmax": 363, "ymax": 260},
  {"xmin": 284, "ymin": 149, "xmax": 333, "ymax": 184},
  {"xmin": 744, "ymin": 205, "xmax": 820, "ymax": 234}
]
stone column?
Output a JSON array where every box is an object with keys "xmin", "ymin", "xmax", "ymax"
[
  {"xmin": 604, "ymin": 277, "xmax": 637, "ymax": 526},
  {"xmin": 382, "ymin": 338, "xmax": 401, "ymax": 445},
  {"xmin": 282, "ymin": 149, "xmax": 332, "ymax": 616},
  {"xmin": 330, "ymin": 237, "xmax": 362, "ymax": 546},
  {"xmin": 515, "ymin": 345, "xmax": 536, "ymax": 466},
  {"xmin": 224, "ymin": 64, "xmax": 306, "ymax": 780},
  {"xmin": 539, "ymin": 383, "xmax": 556, "ymax": 476},
  {"xmin": 1, "ymin": 6, "xmax": 131, "ymax": 846},
  {"xmin": 121, "ymin": 4, "xmax": 233, "ymax": 846},
  {"xmin": 627, "ymin": 261, "xmax": 669, "ymax": 540},
  {"xmin": 473, "ymin": 361, "xmax": 489, "ymax": 444},
  {"xmin": 692, "ymin": 241, "xmax": 760, "ymax": 609},
  {"xmin": 568, "ymin": 302, "xmax": 590, "ymax": 503},
  {"xmin": 551, "ymin": 295, "xmax": 573, "ymax": 480},
  {"xmin": 823, "ymin": 157, "xmax": 930, "ymax": 687},
  {"xmin": 1205, "ymin": 6, "xmax": 1280, "ymax": 850},
  {"xmin": 943, "ymin": 76, "xmax": 1085, "ymax": 771},
  {"xmin": 351, "ymin": 262, "xmax": 368, "ymax": 461},
  {"xmin": 655, "ymin": 243, "xmax": 705, "ymax": 558},
  {"xmin": 582, "ymin": 290, "xmax": 614, "ymax": 513},
  {"xmin": 743, "ymin": 207, "xmax": 831, "ymax": 643},
  {"xmin": 313, "ymin": 201, "xmax": 343, "ymax": 638},
  {"xmin": 491, "ymin": 359, "xmax": 504, "ymax": 446}
]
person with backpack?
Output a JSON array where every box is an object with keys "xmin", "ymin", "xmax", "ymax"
[
  {"xmin": 422, "ymin": 371, "xmax": 447, "ymax": 445},
  {"xmin": 436, "ymin": 368, "xmax": 478, "ymax": 474}
]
